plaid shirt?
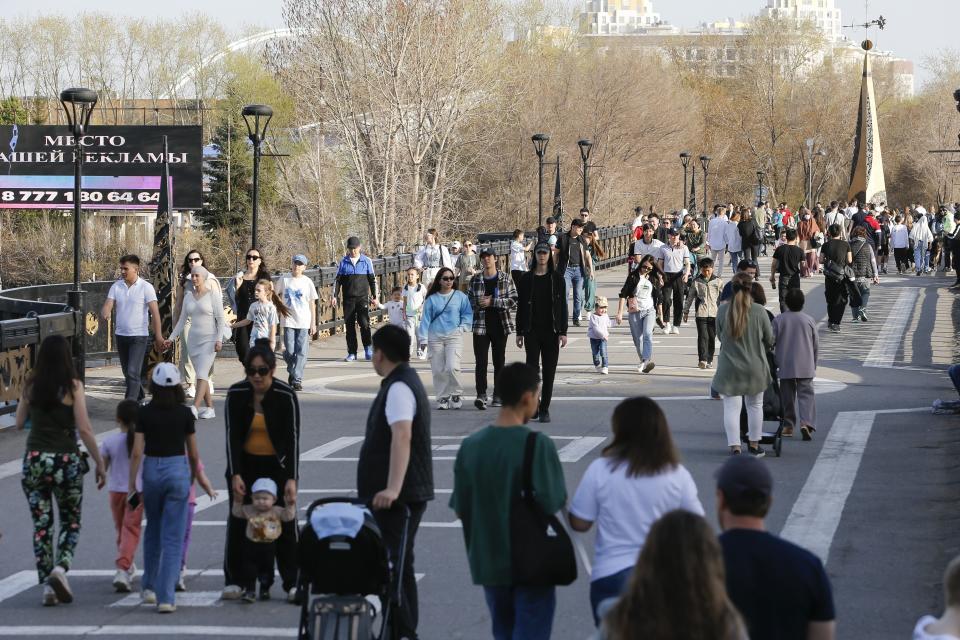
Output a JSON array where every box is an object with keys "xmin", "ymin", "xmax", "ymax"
[{"xmin": 467, "ymin": 270, "xmax": 517, "ymax": 336}]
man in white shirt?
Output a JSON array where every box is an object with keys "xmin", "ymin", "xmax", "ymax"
[
  {"xmin": 824, "ymin": 201, "xmax": 848, "ymax": 240},
  {"xmin": 707, "ymin": 206, "xmax": 729, "ymax": 277},
  {"xmin": 101, "ymin": 254, "xmax": 164, "ymax": 400},
  {"xmin": 276, "ymin": 254, "xmax": 319, "ymax": 390},
  {"xmin": 844, "ymin": 201, "xmax": 859, "ymax": 220},
  {"xmin": 657, "ymin": 229, "xmax": 691, "ymax": 334}
]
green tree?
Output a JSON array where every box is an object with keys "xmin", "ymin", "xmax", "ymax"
[
  {"xmin": 0, "ymin": 97, "xmax": 28, "ymax": 124},
  {"xmin": 199, "ymin": 107, "xmax": 252, "ymax": 231}
]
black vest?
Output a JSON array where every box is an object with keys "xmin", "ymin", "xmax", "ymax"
[{"xmin": 357, "ymin": 363, "xmax": 434, "ymax": 503}]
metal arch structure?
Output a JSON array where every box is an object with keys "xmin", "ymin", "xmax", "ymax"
[{"xmin": 160, "ymin": 28, "xmax": 296, "ymax": 100}]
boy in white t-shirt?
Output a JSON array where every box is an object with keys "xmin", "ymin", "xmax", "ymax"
[
  {"xmin": 275, "ymin": 254, "xmax": 319, "ymax": 390},
  {"xmin": 378, "ymin": 287, "xmax": 406, "ymax": 328}
]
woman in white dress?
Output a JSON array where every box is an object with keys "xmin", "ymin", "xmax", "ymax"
[{"xmin": 164, "ymin": 266, "xmax": 228, "ymax": 419}]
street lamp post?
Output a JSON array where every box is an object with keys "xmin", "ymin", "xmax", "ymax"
[
  {"xmin": 809, "ymin": 150, "xmax": 826, "ymax": 206},
  {"xmin": 59, "ymin": 87, "xmax": 98, "ymax": 380},
  {"xmin": 532, "ymin": 133, "xmax": 550, "ymax": 228},
  {"xmin": 679, "ymin": 152, "xmax": 691, "ymax": 211},
  {"xmin": 699, "ymin": 155, "xmax": 711, "ymax": 216},
  {"xmin": 578, "ymin": 139, "xmax": 593, "ymax": 211},
  {"xmin": 756, "ymin": 171, "xmax": 765, "ymax": 207},
  {"xmin": 241, "ymin": 104, "xmax": 273, "ymax": 248}
]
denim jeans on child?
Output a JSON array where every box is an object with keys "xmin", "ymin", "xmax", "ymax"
[
  {"xmin": 142, "ymin": 455, "xmax": 190, "ymax": 606},
  {"xmin": 589, "ymin": 338, "xmax": 608, "ymax": 368},
  {"xmin": 282, "ymin": 327, "xmax": 310, "ymax": 384}
]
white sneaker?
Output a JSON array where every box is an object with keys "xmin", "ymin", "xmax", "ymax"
[
  {"xmin": 595, "ymin": 364, "xmax": 603, "ymax": 373},
  {"xmin": 451, "ymin": 395, "xmax": 463, "ymax": 410},
  {"xmin": 417, "ymin": 349, "xmax": 427, "ymax": 360},
  {"xmin": 198, "ymin": 407, "xmax": 215, "ymax": 420},
  {"xmin": 664, "ymin": 322, "xmax": 673, "ymax": 334},
  {"xmin": 157, "ymin": 603, "xmax": 176, "ymax": 613},
  {"xmin": 189, "ymin": 406, "xmax": 198, "ymax": 419},
  {"xmin": 185, "ymin": 385, "xmax": 196, "ymax": 399},
  {"xmin": 638, "ymin": 363, "xmax": 646, "ymax": 374},
  {"xmin": 142, "ymin": 589, "xmax": 157, "ymax": 605},
  {"xmin": 42, "ymin": 585, "xmax": 58, "ymax": 606},
  {"xmin": 438, "ymin": 397, "xmax": 450, "ymax": 410},
  {"xmin": 670, "ymin": 326, "xmax": 680, "ymax": 335},
  {"xmin": 287, "ymin": 587, "xmax": 298, "ymax": 603},
  {"xmin": 221, "ymin": 585, "xmax": 243, "ymax": 600},
  {"xmin": 176, "ymin": 568, "xmax": 187, "ymax": 592},
  {"xmin": 113, "ymin": 569, "xmax": 132, "ymax": 593},
  {"xmin": 47, "ymin": 566, "xmax": 73, "ymax": 604},
  {"xmin": 601, "ymin": 367, "xmax": 609, "ymax": 375}
]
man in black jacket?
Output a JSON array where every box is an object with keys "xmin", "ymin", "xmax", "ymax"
[
  {"xmin": 555, "ymin": 218, "xmax": 587, "ymax": 326},
  {"xmin": 333, "ymin": 236, "xmax": 379, "ymax": 362},
  {"xmin": 516, "ymin": 242, "xmax": 568, "ymax": 423},
  {"xmin": 358, "ymin": 325, "xmax": 434, "ymax": 640}
]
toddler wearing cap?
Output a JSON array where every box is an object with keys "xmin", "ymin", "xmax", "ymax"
[
  {"xmin": 587, "ymin": 296, "xmax": 613, "ymax": 374},
  {"xmin": 231, "ymin": 478, "xmax": 297, "ymax": 603}
]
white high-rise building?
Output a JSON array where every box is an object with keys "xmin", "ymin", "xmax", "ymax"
[
  {"xmin": 765, "ymin": 0, "xmax": 842, "ymax": 42},
  {"xmin": 580, "ymin": 0, "xmax": 666, "ymax": 36}
]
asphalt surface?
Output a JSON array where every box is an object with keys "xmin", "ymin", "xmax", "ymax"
[{"xmin": 0, "ymin": 257, "xmax": 957, "ymax": 639}]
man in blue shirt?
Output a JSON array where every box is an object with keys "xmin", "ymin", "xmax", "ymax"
[{"xmin": 333, "ymin": 236, "xmax": 378, "ymax": 361}]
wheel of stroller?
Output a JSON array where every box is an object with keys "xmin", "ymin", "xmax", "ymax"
[{"xmin": 774, "ymin": 434, "xmax": 782, "ymax": 457}]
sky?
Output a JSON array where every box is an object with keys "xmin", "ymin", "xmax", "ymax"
[{"xmin": 10, "ymin": 0, "xmax": 950, "ymax": 87}]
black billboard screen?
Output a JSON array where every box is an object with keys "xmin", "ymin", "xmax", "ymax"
[{"xmin": 0, "ymin": 125, "xmax": 202, "ymax": 210}]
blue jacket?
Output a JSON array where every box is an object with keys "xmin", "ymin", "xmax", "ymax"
[
  {"xmin": 416, "ymin": 290, "xmax": 472, "ymax": 342},
  {"xmin": 334, "ymin": 254, "xmax": 377, "ymax": 300}
]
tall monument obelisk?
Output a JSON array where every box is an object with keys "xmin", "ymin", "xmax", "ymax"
[{"xmin": 847, "ymin": 39, "xmax": 887, "ymax": 205}]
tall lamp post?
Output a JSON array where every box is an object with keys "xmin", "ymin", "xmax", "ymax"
[
  {"xmin": 241, "ymin": 104, "xmax": 273, "ymax": 248},
  {"xmin": 577, "ymin": 138, "xmax": 593, "ymax": 211},
  {"xmin": 532, "ymin": 133, "xmax": 550, "ymax": 228},
  {"xmin": 699, "ymin": 155, "xmax": 711, "ymax": 216},
  {"xmin": 679, "ymin": 152, "xmax": 691, "ymax": 211},
  {"xmin": 60, "ymin": 87, "xmax": 98, "ymax": 379},
  {"xmin": 756, "ymin": 170, "xmax": 765, "ymax": 207},
  {"xmin": 809, "ymin": 149, "xmax": 826, "ymax": 206}
]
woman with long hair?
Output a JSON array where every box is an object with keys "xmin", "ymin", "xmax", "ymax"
[
  {"xmin": 165, "ymin": 266, "xmax": 229, "ymax": 419},
  {"xmin": 598, "ymin": 510, "xmax": 746, "ymax": 640},
  {"xmin": 129, "ymin": 363, "xmax": 215, "ymax": 613},
  {"xmin": 173, "ymin": 250, "xmax": 221, "ymax": 398},
  {"xmin": 581, "ymin": 224, "xmax": 606, "ymax": 313},
  {"xmin": 415, "ymin": 266, "xmax": 473, "ymax": 409},
  {"xmin": 569, "ymin": 398, "xmax": 704, "ymax": 625},
  {"xmin": 615, "ymin": 254, "xmax": 664, "ymax": 374},
  {"xmin": 797, "ymin": 207, "xmax": 821, "ymax": 277},
  {"xmin": 16, "ymin": 335, "xmax": 106, "ymax": 606},
  {"xmin": 222, "ymin": 339, "xmax": 301, "ymax": 602},
  {"xmin": 714, "ymin": 272, "xmax": 774, "ymax": 456},
  {"xmin": 226, "ymin": 247, "xmax": 271, "ymax": 363}
]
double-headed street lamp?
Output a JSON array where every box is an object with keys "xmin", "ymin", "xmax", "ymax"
[
  {"xmin": 532, "ymin": 133, "xmax": 550, "ymax": 228},
  {"xmin": 242, "ymin": 104, "xmax": 273, "ymax": 248},
  {"xmin": 699, "ymin": 155, "xmax": 711, "ymax": 215},
  {"xmin": 60, "ymin": 87, "xmax": 98, "ymax": 379},
  {"xmin": 577, "ymin": 139, "xmax": 594, "ymax": 211},
  {"xmin": 756, "ymin": 170, "xmax": 765, "ymax": 207},
  {"xmin": 679, "ymin": 152, "xmax": 691, "ymax": 212}
]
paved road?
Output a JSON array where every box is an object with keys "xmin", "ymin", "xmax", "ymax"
[{"xmin": 0, "ymin": 258, "xmax": 957, "ymax": 639}]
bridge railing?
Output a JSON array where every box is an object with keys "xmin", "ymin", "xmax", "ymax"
[{"xmin": 0, "ymin": 224, "xmax": 634, "ymax": 415}]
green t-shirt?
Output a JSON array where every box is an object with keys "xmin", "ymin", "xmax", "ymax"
[{"xmin": 449, "ymin": 425, "xmax": 566, "ymax": 586}]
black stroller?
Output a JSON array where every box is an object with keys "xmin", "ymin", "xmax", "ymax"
[
  {"xmin": 740, "ymin": 350, "xmax": 784, "ymax": 457},
  {"xmin": 297, "ymin": 498, "xmax": 409, "ymax": 640}
]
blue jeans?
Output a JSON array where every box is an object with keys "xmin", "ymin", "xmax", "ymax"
[
  {"xmin": 483, "ymin": 585, "xmax": 556, "ymax": 640},
  {"xmin": 628, "ymin": 309, "xmax": 655, "ymax": 362},
  {"xmin": 589, "ymin": 338, "xmax": 608, "ymax": 367},
  {"xmin": 564, "ymin": 267, "xmax": 583, "ymax": 321},
  {"xmin": 914, "ymin": 241, "xmax": 929, "ymax": 272},
  {"xmin": 728, "ymin": 250, "xmax": 743, "ymax": 269},
  {"xmin": 589, "ymin": 567, "xmax": 631, "ymax": 626},
  {"xmin": 850, "ymin": 280, "xmax": 871, "ymax": 319},
  {"xmin": 283, "ymin": 327, "xmax": 309, "ymax": 384},
  {"xmin": 142, "ymin": 456, "xmax": 190, "ymax": 606},
  {"xmin": 116, "ymin": 335, "xmax": 150, "ymax": 400}
]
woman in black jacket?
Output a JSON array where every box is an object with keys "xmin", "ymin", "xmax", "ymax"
[
  {"xmin": 515, "ymin": 242, "xmax": 568, "ymax": 423},
  {"xmin": 222, "ymin": 339, "xmax": 301, "ymax": 602}
]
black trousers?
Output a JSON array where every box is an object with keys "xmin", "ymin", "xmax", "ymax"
[
  {"xmin": 893, "ymin": 247, "xmax": 911, "ymax": 272},
  {"xmin": 777, "ymin": 277, "xmax": 800, "ymax": 313},
  {"xmin": 695, "ymin": 317, "xmax": 716, "ymax": 363},
  {"xmin": 473, "ymin": 331, "xmax": 507, "ymax": 398},
  {"xmin": 742, "ymin": 244, "xmax": 759, "ymax": 268},
  {"xmin": 954, "ymin": 247, "xmax": 960, "ymax": 283},
  {"xmin": 524, "ymin": 330, "xmax": 560, "ymax": 412},
  {"xmin": 373, "ymin": 501, "xmax": 427, "ymax": 640},
  {"xmin": 224, "ymin": 454, "xmax": 298, "ymax": 590},
  {"xmin": 662, "ymin": 272, "xmax": 685, "ymax": 326},
  {"xmin": 234, "ymin": 325, "xmax": 252, "ymax": 363},
  {"xmin": 824, "ymin": 278, "xmax": 849, "ymax": 325},
  {"xmin": 511, "ymin": 270, "xmax": 524, "ymax": 289},
  {"xmin": 343, "ymin": 296, "xmax": 372, "ymax": 355},
  {"xmin": 239, "ymin": 539, "xmax": 277, "ymax": 591}
]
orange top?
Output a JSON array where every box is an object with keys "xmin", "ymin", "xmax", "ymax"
[{"xmin": 244, "ymin": 413, "xmax": 275, "ymax": 456}]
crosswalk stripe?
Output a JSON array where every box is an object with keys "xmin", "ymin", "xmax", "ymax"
[{"xmin": 864, "ymin": 288, "xmax": 919, "ymax": 367}]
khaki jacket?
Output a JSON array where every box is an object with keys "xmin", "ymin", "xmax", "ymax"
[{"xmin": 684, "ymin": 274, "xmax": 723, "ymax": 318}]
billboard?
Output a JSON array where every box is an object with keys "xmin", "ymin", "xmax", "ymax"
[{"xmin": 0, "ymin": 125, "xmax": 202, "ymax": 210}]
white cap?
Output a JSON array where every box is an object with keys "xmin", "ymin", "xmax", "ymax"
[
  {"xmin": 151, "ymin": 362, "xmax": 181, "ymax": 387},
  {"xmin": 251, "ymin": 478, "xmax": 277, "ymax": 498},
  {"xmin": 451, "ymin": 241, "xmax": 462, "ymax": 249}
]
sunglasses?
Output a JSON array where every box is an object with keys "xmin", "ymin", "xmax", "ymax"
[
  {"xmin": 440, "ymin": 276, "xmax": 455, "ymax": 282},
  {"xmin": 188, "ymin": 257, "xmax": 202, "ymax": 263},
  {"xmin": 246, "ymin": 255, "xmax": 261, "ymax": 261},
  {"xmin": 640, "ymin": 266, "xmax": 652, "ymax": 272},
  {"xmin": 245, "ymin": 365, "xmax": 271, "ymax": 377}
]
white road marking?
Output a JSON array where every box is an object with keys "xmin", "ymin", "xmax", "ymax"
[
  {"xmin": 0, "ymin": 626, "xmax": 296, "ymax": 637},
  {"xmin": 863, "ymin": 288, "xmax": 919, "ymax": 367},
  {"xmin": 0, "ymin": 428, "xmax": 119, "ymax": 481},
  {"xmin": 300, "ymin": 436, "xmax": 365, "ymax": 461},
  {"xmin": 0, "ymin": 571, "xmax": 38, "ymax": 604},
  {"xmin": 109, "ymin": 591, "xmax": 223, "ymax": 607},
  {"xmin": 556, "ymin": 437, "xmax": 607, "ymax": 462},
  {"xmin": 779, "ymin": 407, "xmax": 928, "ymax": 565}
]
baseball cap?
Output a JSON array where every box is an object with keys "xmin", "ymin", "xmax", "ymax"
[
  {"xmin": 151, "ymin": 362, "xmax": 181, "ymax": 388},
  {"xmin": 479, "ymin": 247, "xmax": 496, "ymax": 258},
  {"xmin": 716, "ymin": 455, "xmax": 773, "ymax": 502},
  {"xmin": 534, "ymin": 241, "xmax": 551, "ymax": 254},
  {"xmin": 292, "ymin": 254, "xmax": 309, "ymax": 265},
  {"xmin": 451, "ymin": 240, "xmax": 462, "ymax": 250},
  {"xmin": 596, "ymin": 295, "xmax": 608, "ymax": 308},
  {"xmin": 250, "ymin": 478, "xmax": 278, "ymax": 498},
  {"xmin": 545, "ymin": 216, "xmax": 556, "ymax": 225},
  {"xmin": 346, "ymin": 236, "xmax": 361, "ymax": 249}
]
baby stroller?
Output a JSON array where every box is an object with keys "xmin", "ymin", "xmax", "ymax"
[
  {"xmin": 740, "ymin": 350, "xmax": 784, "ymax": 457},
  {"xmin": 297, "ymin": 498, "xmax": 409, "ymax": 640}
]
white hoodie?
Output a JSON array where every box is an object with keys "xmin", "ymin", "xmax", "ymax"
[{"xmin": 707, "ymin": 215, "xmax": 728, "ymax": 250}]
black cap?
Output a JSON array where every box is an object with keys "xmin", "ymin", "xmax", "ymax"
[
  {"xmin": 346, "ymin": 236, "xmax": 361, "ymax": 249},
  {"xmin": 570, "ymin": 218, "xmax": 584, "ymax": 227},
  {"xmin": 668, "ymin": 227, "xmax": 680, "ymax": 236},
  {"xmin": 716, "ymin": 455, "xmax": 773, "ymax": 501},
  {"xmin": 545, "ymin": 216, "xmax": 556, "ymax": 225},
  {"xmin": 534, "ymin": 241, "xmax": 551, "ymax": 254},
  {"xmin": 479, "ymin": 247, "xmax": 496, "ymax": 258}
]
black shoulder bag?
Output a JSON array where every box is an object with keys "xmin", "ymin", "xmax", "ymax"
[{"xmin": 510, "ymin": 431, "xmax": 578, "ymax": 586}]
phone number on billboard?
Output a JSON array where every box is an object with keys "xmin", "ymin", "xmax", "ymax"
[{"xmin": 0, "ymin": 189, "xmax": 161, "ymax": 205}]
